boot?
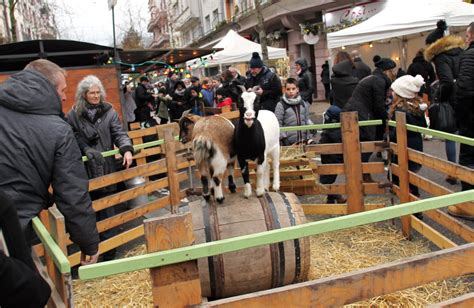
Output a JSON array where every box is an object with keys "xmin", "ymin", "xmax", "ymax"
[
  {"xmin": 362, "ymin": 174, "xmax": 374, "ymax": 183},
  {"xmin": 445, "ymin": 176, "xmax": 458, "ymax": 185},
  {"xmin": 447, "ymin": 203, "xmax": 474, "ymax": 221}
]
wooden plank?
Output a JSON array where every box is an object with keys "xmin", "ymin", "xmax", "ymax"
[
  {"xmin": 89, "ymin": 159, "xmax": 166, "ymax": 191},
  {"xmin": 315, "ymin": 162, "xmax": 385, "ymax": 175},
  {"xmin": 202, "ymin": 243, "xmax": 474, "ymax": 307},
  {"xmin": 302, "ymin": 204, "xmax": 385, "ymax": 215},
  {"xmin": 48, "ymin": 207, "xmax": 72, "ymax": 307},
  {"xmin": 390, "ymin": 173, "xmax": 474, "ymax": 243},
  {"xmin": 163, "ymin": 129, "xmax": 181, "ymax": 213},
  {"xmin": 341, "ymin": 112, "xmax": 364, "ymax": 214},
  {"xmin": 280, "ymin": 183, "xmax": 385, "ymax": 195},
  {"xmin": 31, "ymin": 217, "xmax": 70, "ymax": 274},
  {"xmin": 69, "ymin": 225, "xmax": 144, "ymax": 267},
  {"xmin": 305, "ymin": 141, "xmax": 386, "ymax": 155},
  {"xmin": 427, "ymin": 292, "xmax": 474, "ymax": 308},
  {"xmin": 92, "ymin": 172, "xmax": 186, "ymax": 212},
  {"xmin": 131, "ymin": 146, "xmax": 162, "ymax": 160},
  {"xmin": 97, "ymin": 195, "xmax": 170, "ymax": 233},
  {"xmin": 127, "ymin": 125, "xmax": 160, "ymax": 139},
  {"xmin": 408, "ymin": 149, "xmax": 474, "ymax": 185},
  {"xmin": 411, "ymin": 215, "xmax": 457, "ymax": 249},
  {"xmin": 395, "ymin": 112, "xmax": 412, "ymax": 238},
  {"xmin": 144, "ymin": 213, "xmax": 202, "ymax": 307},
  {"xmin": 78, "ymin": 191, "xmax": 474, "ymax": 280}
]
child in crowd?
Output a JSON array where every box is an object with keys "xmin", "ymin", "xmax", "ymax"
[
  {"xmin": 189, "ymin": 86, "xmax": 205, "ymax": 115},
  {"xmin": 201, "ymin": 77, "xmax": 214, "ymax": 107},
  {"xmin": 274, "ymin": 78, "xmax": 313, "ymax": 146},
  {"xmin": 388, "ymin": 74, "xmax": 427, "ymax": 203},
  {"xmin": 155, "ymin": 87, "xmax": 171, "ymax": 124},
  {"xmin": 215, "ymin": 87, "xmax": 232, "ymax": 108},
  {"xmin": 319, "ymin": 105, "xmax": 346, "ymax": 204}
]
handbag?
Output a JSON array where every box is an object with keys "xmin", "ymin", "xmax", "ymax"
[{"xmin": 428, "ymin": 102, "xmax": 457, "ymax": 133}]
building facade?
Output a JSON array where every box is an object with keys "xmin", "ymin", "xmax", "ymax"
[
  {"xmin": 148, "ymin": 0, "xmax": 170, "ymax": 48},
  {"xmin": 1, "ymin": 0, "xmax": 57, "ymax": 44},
  {"xmin": 147, "ymin": 0, "xmax": 354, "ymax": 101}
]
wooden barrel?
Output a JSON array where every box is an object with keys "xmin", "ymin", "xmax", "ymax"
[{"xmin": 189, "ymin": 192, "xmax": 310, "ymax": 299}]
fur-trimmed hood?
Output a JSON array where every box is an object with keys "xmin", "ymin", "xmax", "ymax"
[{"xmin": 424, "ymin": 35, "xmax": 465, "ymax": 62}]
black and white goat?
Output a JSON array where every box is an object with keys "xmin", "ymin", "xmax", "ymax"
[
  {"xmin": 179, "ymin": 114, "xmax": 236, "ymax": 203},
  {"xmin": 234, "ymin": 86, "xmax": 280, "ymax": 198}
]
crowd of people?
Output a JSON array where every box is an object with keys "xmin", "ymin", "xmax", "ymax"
[{"xmin": 0, "ymin": 19, "xmax": 472, "ymax": 306}]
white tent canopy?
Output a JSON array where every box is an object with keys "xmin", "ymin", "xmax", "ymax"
[
  {"xmin": 327, "ymin": 0, "xmax": 474, "ymax": 49},
  {"xmin": 188, "ymin": 30, "xmax": 287, "ymax": 67}
]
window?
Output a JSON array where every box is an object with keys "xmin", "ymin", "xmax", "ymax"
[
  {"xmin": 205, "ymin": 15, "xmax": 210, "ymax": 32},
  {"xmin": 212, "ymin": 9, "xmax": 219, "ymax": 28}
]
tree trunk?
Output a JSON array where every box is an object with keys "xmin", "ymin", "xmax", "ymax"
[
  {"xmin": 8, "ymin": 0, "xmax": 17, "ymax": 42},
  {"xmin": 254, "ymin": 0, "xmax": 268, "ymax": 64}
]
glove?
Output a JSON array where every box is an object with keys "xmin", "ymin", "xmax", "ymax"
[{"xmin": 84, "ymin": 147, "xmax": 105, "ymax": 165}]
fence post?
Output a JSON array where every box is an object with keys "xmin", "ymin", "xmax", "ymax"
[
  {"xmin": 48, "ymin": 206, "xmax": 73, "ymax": 307},
  {"xmin": 144, "ymin": 213, "xmax": 202, "ymax": 307},
  {"xmin": 395, "ymin": 112, "xmax": 412, "ymax": 239},
  {"xmin": 163, "ymin": 128, "xmax": 181, "ymax": 213},
  {"xmin": 341, "ymin": 112, "xmax": 364, "ymax": 214}
]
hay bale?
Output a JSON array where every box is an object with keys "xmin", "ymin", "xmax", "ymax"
[
  {"xmin": 73, "ymin": 221, "xmax": 472, "ymax": 306},
  {"xmin": 307, "ymin": 220, "xmax": 473, "ymax": 307}
]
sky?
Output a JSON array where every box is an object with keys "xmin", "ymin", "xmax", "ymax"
[{"xmin": 52, "ymin": 0, "xmax": 151, "ymax": 47}]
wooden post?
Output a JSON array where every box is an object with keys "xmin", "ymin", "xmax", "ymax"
[
  {"xmin": 144, "ymin": 213, "xmax": 202, "ymax": 307},
  {"xmin": 163, "ymin": 128, "xmax": 181, "ymax": 213},
  {"xmin": 48, "ymin": 206, "xmax": 73, "ymax": 307},
  {"xmin": 340, "ymin": 112, "xmax": 364, "ymax": 214},
  {"xmin": 395, "ymin": 112, "xmax": 411, "ymax": 238}
]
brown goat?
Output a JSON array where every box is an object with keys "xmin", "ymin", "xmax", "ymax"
[{"xmin": 179, "ymin": 114, "xmax": 236, "ymax": 203}]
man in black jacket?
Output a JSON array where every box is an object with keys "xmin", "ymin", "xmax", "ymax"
[
  {"xmin": 295, "ymin": 58, "xmax": 314, "ymax": 104},
  {"xmin": 134, "ymin": 76, "xmax": 155, "ymax": 123},
  {"xmin": 351, "ymin": 49, "xmax": 371, "ymax": 80},
  {"xmin": 0, "ymin": 59, "xmax": 100, "ymax": 265},
  {"xmin": 245, "ymin": 52, "xmax": 282, "ymax": 112},
  {"xmin": 407, "ymin": 49, "xmax": 436, "ymax": 99},
  {"xmin": 448, "ymin": 22, "xmax": 474, "ymax": 220},
  {"xmin": 1, "ymin": 191, "xmax": 51, "ymax": 307}
]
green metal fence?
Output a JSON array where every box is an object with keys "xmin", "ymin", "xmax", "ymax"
[{"xmin": 78, "ymin": 190, "xmax": 474, "ymax": 280}]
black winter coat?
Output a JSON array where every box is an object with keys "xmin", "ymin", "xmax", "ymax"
[
  {"xmin": 344, "ymin": 68, "xmax": 391, "ymax": 141},
  {"xmin": 0, "ymin": 70, "xmax": 99, "ymax": 255},
  {"xmin": 0, "ymin": 191, "xmax": 51, "ymax": 307},
  {"xmin": 66, "ymin": 102, "xmax": 133, "ymax": 183},
  {"xmin": 134, "ymin": 83, "xmax": 154, "ymax": 122},
  {"xmin": 330, "ymin": 60, "xmax": 359, "ymax": 109},
  {"xmin": 425, "ymin": 35, "xmax": 464, "ymax": 108},
  {"xmin": 245, "ymin": 66, "xmax": 282, "ymax": 112},
  {"xmin": 456, "ymin": 41, "xmax": 474, "ymax": 137},
  {"xmin": 319, "ymin": 128, "xmax": 343, "ymax": 165},
  {"xmin": 295, "ymin": 58, "xmax": 314, "ymax": 103},
  {"xmin": 389, "ymin": 107, "xmax": 427, "ymax": 172},
  {"xmin": 407, "ymin": 55, "xmax": 436, "ymax": 95},
  {"xmin": 353, "ymin": 58, "xmax": 371, "ymax": 80}
]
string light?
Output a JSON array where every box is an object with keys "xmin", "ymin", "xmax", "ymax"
[
  {"xmin": 341, "ymin": 46, "xmax": 346, "ymax": 50},
  {"xmin": 369, "ymin": 42, "xmax": 373, "ymax": 48}
]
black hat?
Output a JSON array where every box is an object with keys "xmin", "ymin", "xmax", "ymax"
[
  {"xmin": 425, "ymin": 20, "xmax": 447, "ymax": 45},
  {"xmin": 324, "ymin": 105, "xmax": 342, "ymax": 123},
  {"xmin": 375, "ymin": 58, "xmax": 396, "ymax": 71},
  {"xmin": 190, "ymin": 76, "xmax": 200, "ymax": 83},
  {"xmin": 372, "ymin": 55, "xmax": 381, "ymax": 64},
  {"xmin": 140, "ymin": 76, "xmax": 149, "ymax": 82},
  {"xmin": 249, "ymin": 52, "xmax": 264, "ymax": 68}
]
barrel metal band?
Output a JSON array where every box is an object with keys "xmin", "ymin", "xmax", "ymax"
[
  {"xmin": 201, "ymin": 199, "xmax": 218, "ymax": 298},
  {"xmin": 280, "ymin": 192, "xmax": 302, "ymax": 283},
  {"xmin": 209, "ymin": 198, "xmax": 225, "ymax": 298},
  {"xmin": 264, "ymin": 193, "xmax": 286, "ymax": 288}
]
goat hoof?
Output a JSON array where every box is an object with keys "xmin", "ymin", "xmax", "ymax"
[
  {"xmin": 272, "ymin": 185, "xmax": 280, "ymax": 192},
  {"xmin": 229, "ymin": 184, "xmax": 237, "ymax": 193},
  {"xmin": 203, "ymin": 194, "xmax": 211, "ymax": 201},
  {"xmin": 256, "ymin": 188, "xmax": 265, "ymax": 197},
  {"xmin": 216, "ymin": 197, "xmax": 225, "ymax": 204}
]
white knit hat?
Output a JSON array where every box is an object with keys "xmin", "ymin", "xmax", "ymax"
[{"xmin": 391, "ymin": 75, "xmax": 425, "ymax": 99}]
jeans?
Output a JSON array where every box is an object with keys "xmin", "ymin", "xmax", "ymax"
[{"xmin": 445, "ymin": 140, "xmax": 457, "ymax": 163}]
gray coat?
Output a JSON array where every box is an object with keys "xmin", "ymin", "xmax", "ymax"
[
  {"xmin": 66, "ymin": 102, "xmax": 133, "ymax": 183},
  {"xmin": 275, "ymin": 95, "xmax": 313, "ymax": 144},
  {"xmin": 0, "ymin": 70, "xmax": 99, "ymax": 255}
]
